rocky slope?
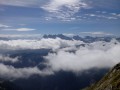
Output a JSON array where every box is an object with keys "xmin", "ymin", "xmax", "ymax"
[{"xmin": 83, "ymin": 63, "xmax": 120, "ymax": 90}]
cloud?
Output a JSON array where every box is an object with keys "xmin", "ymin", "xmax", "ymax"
[
  {"xmin": 42, "ymin": 0, "xmax": 89, "ymax": 20},
  {"xmin": 0, "ymin": 38, "xmax": 120, "ymax": 79},
  {"xmin": 0, "ymin": 0, "xmax": 44, "ymax": 7},
  {"xmin": 15, "ymin": 28, "xmax": 36, "ymax": 31},
  {"xmin": 85, "ymin": 0, "xmax": 120, "ymax": 10},
  {"xmin": 63, "ymin": 33, "xmax": 75, "ymax": 37},
  {"xmin": 0, "ymin": 24, "xmax": 11, "ymax": 28},
  {"xmin": 0, "ymin": 34, "xmax": 42, "ymax": 39},
  {"xmin": 2, "ymin": 28, "xmax": 36, "ymax": 31},
  {"xmin": 0, "ymin": 63, "xmax": 53, "ymax": 79},
  {"xmin": 81, "ymin": 32, "xmax": 113, "ymax": 36},
  {"xmin": 84, "ymin": 12, "xmax": 120, "ymax": 20},
  {"xmin": 0, "ymin": 38, "xmax": 83, "ymax": 51},
  {"xmin": 0, "ymin": 54, "xmax": 19, "ymax": 63},
  {"xmin": 44, "ymin": 41, "xmax": 120, "ymax": 73},
  {"xmin": 42, "ymin": 0, "xmax": 87, "ymax": 12}
]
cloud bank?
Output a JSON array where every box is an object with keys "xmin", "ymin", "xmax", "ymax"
[
  {"xmin": 0, "ymin": 54, "xmax": 19, "ymax": 63},
  {"xmin": 0, "ymin": 38, "xmax": 120, "ymax": 79},
  {"xmin": 0, "ymin": 38, "xmax": 83, "ymax": 50},
  {"xmin": 44, "ymin": 44, "xmax": 120, "ymax": 73},
  {"xmin": 0, "ymin": 63, "xmax": 53, "ymax": 79}
]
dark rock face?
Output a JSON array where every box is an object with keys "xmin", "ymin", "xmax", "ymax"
[
  {"xmin": 83, "ymin": 63, "xmax": 120, "ymax": 90},
  {"xmin": 0, "ymin": 80, "xmax": 21, "ymax": 90}
]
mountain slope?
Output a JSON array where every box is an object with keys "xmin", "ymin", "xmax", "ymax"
[
  {"xmin": 0, "ymin": 80, "xmax": 21, "ymax": 90},
  {"xmin": 83, "ymin": 63, "xmax": 120, "ymax": 90}
]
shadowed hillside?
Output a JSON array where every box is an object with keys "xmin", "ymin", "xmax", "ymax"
[{"xmin": 83, "ymin": 63, "xmax": 120, "ymax": 90}]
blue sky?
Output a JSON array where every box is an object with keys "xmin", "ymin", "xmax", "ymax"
[{"xmin": 0, "ymin": 0, "xmax": 120, "ymax": 36}]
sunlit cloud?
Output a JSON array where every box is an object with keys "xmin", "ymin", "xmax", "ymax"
[
  {"xmin": 0, "ymin": 38, "xmax": 83, "ymax": 51},
  {"xmin": 0, "ymin": 24, "xmax": 11, "ymax": 28},
  {"xmin": 44, "ymin": 40, "xmax": 120, "ymax": 73},
  {"xmin": 2, "ymin": 28, "xmax": 36, "ymax": 31},
  {"xmin": 0, "ymin": 37, "xmax": 119, "ymax": 79},
  {"xmin": 80, "ymin": 32, "xmax": 114, "ymax": 36},
  {"xmin": 42, "ymin": 0, "xmax": 89, "ymax": 20}
]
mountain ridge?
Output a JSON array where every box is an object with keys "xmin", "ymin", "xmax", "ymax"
[
  {"xmin": 43, "ymin": 34, "xmax": 117, "ymax": 43},
  {"xmin": 82, "ymin": 63, "xmax": 120, "ymax": 90}
]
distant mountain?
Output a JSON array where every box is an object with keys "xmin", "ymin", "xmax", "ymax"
[
  {"xmin": 14, "ymin": 68, "xmax": 109, "ymax": 90},
  {"xmin": 83, "ymin": 63, "xmax": 120, "ymax": 90},
  {"xmin": 0, "ymin": 79, "xmax": 21, "ymax": 90},
  {"xmin": 0, "ymin": 34, "xmax": 119, "ymax": 43},
  {"xmin": 43, "ymin": 34, "xmax": 117, "ymax": 43},
  {"xmin": 43, "ymin": 34, "xmax": 72, "ymax": 40}
]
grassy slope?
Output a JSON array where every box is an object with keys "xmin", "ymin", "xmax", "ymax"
[{"xmin": 83, "ymin": 63, "xmax": 120, "ymax": 90}]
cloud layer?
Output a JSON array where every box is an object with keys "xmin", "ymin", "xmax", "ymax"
[
  {"xmin": 0, "ymin": 63, "xmax": 53, "ymax": 79},
  {"xmin": 42, "ymin": 0, "xmax": 89, "ymax": 20},
  {"xmin": 44, "ymin": 44, "xmax": 120, "ymax": 73},
  {"xmin": 0, "ymin": 38, "xmax": 83, "ymax": 50},
  {"xmin": 0, "ymin": 54, "xmax": 19, "ymax": 63},
  {"xmin": 0, "ymin": 38, "xmax": 120, "ymax": 79}
]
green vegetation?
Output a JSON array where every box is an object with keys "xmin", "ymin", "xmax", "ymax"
[{"xmin": 83, "ymin": 63, "xmax": 120, "ymax": 90}]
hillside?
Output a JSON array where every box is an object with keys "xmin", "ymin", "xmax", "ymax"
[
  {"xmin": 83, "ymin": 63, "xmax": 120, "ymax": 90},
  {"xmin": 0, "ymin": 80, "xmax": 21, "ymax": 90}
]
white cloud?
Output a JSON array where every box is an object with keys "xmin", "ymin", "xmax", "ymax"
[
  {"xmin": 0, "ymin": 38, "xmax": 83, "ymax": 51},
  {"xmin": 106, "ymin": 16, "xmax": 118, "ymax": 20},
  {"xmin": 0, "ymin": 0, "xmax": 43, "ymax": 7},
  {"xmin": 81, "ymin": 32, "xmax": 113, "ymax": 36},
  {"xmin": 0, "ymin": 54, "xmax": 19, "ymax": 63},
  {"xmin": 0, "ymin": 38, "xmax": 120, "ymax": 79},
  {"xmin": 84, "ymin": 12, "xmax": 120, "ymax": 20},
  {"xmin": 0, "ymin": 24, "xmax": 11, "ymax": 28},
  {"xmin": 2, "ymin": 28, "xmax": 36, "ymax": 31},
  {"xmin": 82, "ymin": 32, "xmax": 104, "ymax": 35},
  {"xmin": 63, "ymin": 33, "xmax": 75, "ymax": 37},
  {"xmin": 44, "ymin": 41, "xmax": 120, "ymax": 73},
  {"xmin": 42, "ymin": 0, "xmax": 86, "ymax": 12},
  {"xmin": 0, "ymin": 34, "xmax": 42, "ymax": 39},
  {"xmin": 15, "ymin": 28, "xmax": 36, "ymax": 31},
  {"xmin": 42, "ymin": 0, "xmax": 89, "ymax": 20},
  {"xmin": 0, "ymin": 63, "xmax": 53, "ymax": 79}
]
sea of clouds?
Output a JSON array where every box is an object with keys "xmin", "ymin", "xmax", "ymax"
[{"xmin": 0, "ymin": 38, "xmax": 120, "ymax": 79}]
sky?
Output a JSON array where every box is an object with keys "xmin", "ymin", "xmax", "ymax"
[{"xmin": 0, "ymin": 0, "xmax": 120, "ymax": 36}]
